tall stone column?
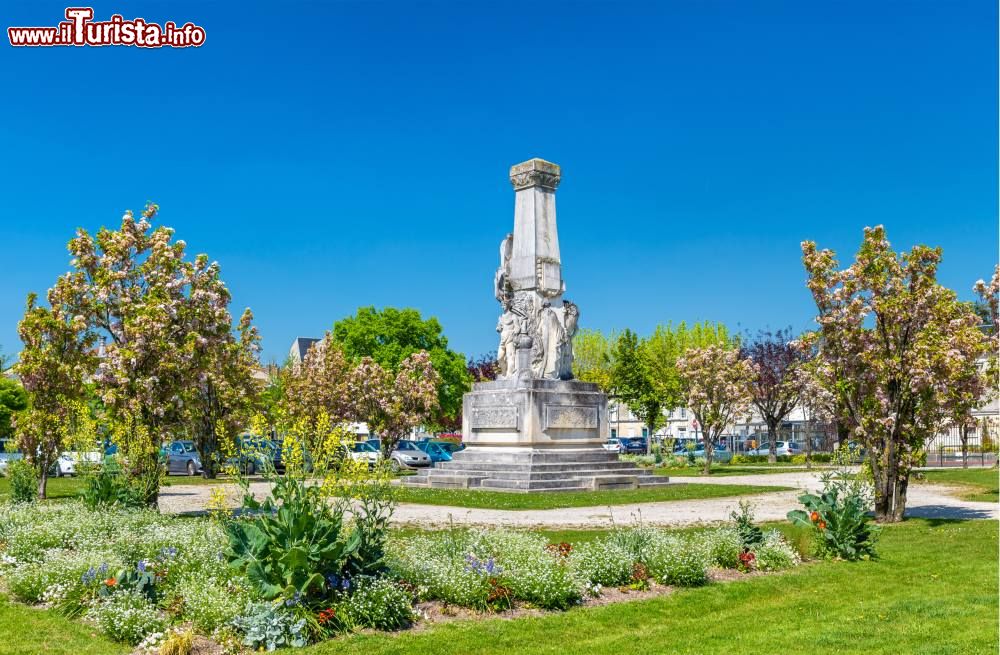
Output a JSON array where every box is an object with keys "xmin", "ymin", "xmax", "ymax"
[{"xmin": 508, "ymin": 159, "xmax": 563, "ymax": 298}]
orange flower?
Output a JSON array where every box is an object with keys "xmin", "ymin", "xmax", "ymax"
[
  {"xmin": 105, "ymin": 578, "xmax": 117, "ymax": 586},
  {"xmin": 809, "ymin": 511, "xmax": 820, "ymax": 522},
  {"xmin": 817, "ymin": 521, "xmax": 827, "ymax": 530}
]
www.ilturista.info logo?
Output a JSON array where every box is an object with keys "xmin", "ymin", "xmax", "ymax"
[{"xmin": 8, "ymin": 7, "xmax": 206, "ymax": 48}]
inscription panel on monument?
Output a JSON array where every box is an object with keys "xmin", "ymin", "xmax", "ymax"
[
  {"xmin": 543, "ymin": 404, "xmax": 598, "ymax": 430},
  {"xmin": 470, "ymin": 406, "xmax": 518, "ymax": 430}
]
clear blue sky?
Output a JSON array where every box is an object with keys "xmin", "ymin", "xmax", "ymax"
[{"xmin": 2, "ymin": 1, "xmax": 996, "ymax": 364}]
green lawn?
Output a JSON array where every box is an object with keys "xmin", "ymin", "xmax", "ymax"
[
  {"xmin": 3, "ymin": 519, "xmax": 992, "ymax": 655},
  {"xmin": 0, "ymin": 473, "xmax": 238, "ymax": 501},
  {"xmin": 309, "ymin": 518, "xmax": 999, "ymax": 655},
  {"xmin": 919, "ymin": 468, "xmax": 999, "ymax": 502},
  {"xmin": 392, "ymin": 483, "xmax": 790, "ymax": 510}
]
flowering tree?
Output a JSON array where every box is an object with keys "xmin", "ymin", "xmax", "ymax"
[
  {"xmin": 14, "ymin": 290, "xmax": 96, "ymax": 498},
  {"xmin": 740, "ymin": 328, "xmax": 808, "ymax": 462},
  {"xmin": 183, "ymin": 307, "xmax": 262, "ymax": 478},
  {"xmin": 801, "ymin": 226, "xmax": 989, "ymax": 522},
  {"xmin": 677, "ymin": 345, "xmax": 754, "ymax": 473},
  {"xmin": 40, "ymin": 203, "xmax": 260, "ymax": 503},
  {"xmin": 350, "ymin": 351, "xmax": 440, "ymax": 458},
  {"xmin": 282, "ymin": 335, "xmax": 355, "ymax": 446}
]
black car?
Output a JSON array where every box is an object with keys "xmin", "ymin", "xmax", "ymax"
[
  {"xmin": 228, "ymin": 437, "xmax": 284, "ymax": 475},
  {"xmin": 618, "ymin": 437, "xmax": 648, "ymax": 454}
]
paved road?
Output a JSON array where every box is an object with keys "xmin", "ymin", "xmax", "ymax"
[{"xmin": 158, "ymin": 469, "xmax": 997, "ymax": 529}]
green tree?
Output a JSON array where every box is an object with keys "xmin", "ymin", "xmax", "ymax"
[
  {"xmin": 331, "ymin": 307, "xmax": 471, "ymax": 429},
  {"xmin": 0, "ymin": 377, "xmax": 28, "ymax": 441},
  {"xmin": 610, "ymin": 330, "xmax": 663, "ymax": 454},
  {"xmin": 572, "ymin": 328, "xmax": 616, "ymax": 391}
]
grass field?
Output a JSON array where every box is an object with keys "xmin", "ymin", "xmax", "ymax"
[
  {"xmin": 919, "ymin": 468, "xmax": 999, "ymax": 502},
  {"xmin": 0, "ymin": 518, "xmax": 994, "ymax": 655},
  {"xmin": 0, "ymin": 473, "xmax": 235, "ymax": 501},
  {"xmin": 392, "ymin": 483, "xmax": 790, "ymax": 510}
]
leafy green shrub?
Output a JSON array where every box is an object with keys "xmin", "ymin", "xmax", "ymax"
[
  {"xmin": 335, "ymin": 576, "xmax": 413, "ymax": 631},
  {"xmin": 731, "ymin": 454, "xmax": 792, "ymax": 464},
  {"xmin": 232, "ymin": 601, "xmax": 308, "ymax": 650},
  {"xmin": 788, "ymin": 469, "xmax": 880, "ymax": 561},
  {"xmin": 87, "ymin": 590, "xmax": 165, "ymax": 645},
  {"xmin": 751, "ymin": 530, "xmax": 801, "ymax": 571},
  {"xmin": 81, "ymin": 466, "xmax": 147, "ymax": 509},
  {"xmin": 8, "ymin": 460, "xmax": 37, "ymax": 503},
  {"xmin": 224, "ymin": 475, "xmax": 359, "ymax": 603}
]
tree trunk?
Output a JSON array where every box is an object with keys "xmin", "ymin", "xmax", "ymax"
[
  {"xmin": 872, "ymin": 437, "xmax": 909, "ymax": 523},
  {"xmin": 646, "ymin": 420, "xmax": 653, "ymax": 456},
  {"xmin": 703, "ymin": 433, "xmax": 713, "ymax": 475},
  {"xmin": 766, "ymin": 420, "xmax": 779, "ymax": 463},
  {"xmin": 960, "ymin": 425, "xmax": 969, "ymax": 469},
  {"xmin": 37, "ymin": 468, "xmax": 49, "ymax": 500}
]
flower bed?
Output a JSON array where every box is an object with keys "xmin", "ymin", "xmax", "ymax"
[{"xmin": 0, "ymin": 500, "xmax": 801, "ymax": 651}]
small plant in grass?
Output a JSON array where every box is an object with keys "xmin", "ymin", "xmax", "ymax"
[
  {"xmin": 232, "ymin": 601, "xmax": 308, "ymax": 650},
  {"xmin": 787, "ymin": 468, "xmax": 880, "ymax": 561},
  {"xmin": 333, "ymin": 575, "xmax": 414, "ymax": 631},
  {"xmin": 87, "ymin": 589, "xmax": 166, "ymax": 645},
  {"xmin": 731, "ymin": 500, "xmax": 763, "ymax": 550}
]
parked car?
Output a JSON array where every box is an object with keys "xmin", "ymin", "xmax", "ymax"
[
  {"xmin": 690, "ymin": 443, "xmax": 733, "ymax": 463},
  {"xmin": 602, "ymin": 437, "xmax": 622, "ymax": 453},
  {"xmin": 227, "ymin": 437, "xmax": 282, "ymax": 475},
  {"xmin": 54, "ymin": 451, "xmax": 102, "ymax": 477},
  {"xmin": 749, "ymin": 441, "xmax": 802, "ymax": 457},
  {"xmin": 618, "ymin": 437, "xmax": 648, "ymax": 455},
  {"xmin": 416, "ymin": 438, "xmax": 465, "ymax": 455},
  {"xmin": 346, "ymin": 440, "xmax": 382, "ymax": 467},
  {"xmin": 389, "ymin": 440, "xmax": 432, "ymax": 472},
  {"xmin": 414, "ymin": 441, "xmax": 453, "ymax": 463},
  {"xmin": 164, "ymin": 440, "xmax": 203, "ymax": 476}
]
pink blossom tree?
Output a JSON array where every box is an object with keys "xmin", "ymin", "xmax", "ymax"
[
  {"xmin": 677, "ymin": 345, "xmax": 754, "ymax": 474},
  {"xmin": 36, "ymin": 203, "xmax": 261, "ymax": 502},
  {"xmin": 801, "ymin": 226, "xmax": 989, "ymax": 522},
  {"xmin": 740, "ymin": 328, "xmax": 808, "ymax": 463},
  {"xmin": 350, "ymin": 351, "xmax": 440, "ymax": 459}
]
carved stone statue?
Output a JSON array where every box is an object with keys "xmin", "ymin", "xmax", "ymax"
[
  {"xmin": 531, "ymin": 300, "xmax": 565, "ymax": 379},
  {"xmin": 496, "ymin": 310, "xmax": 521, "ymax": 377},
  {"xmin": 494, "ymin": 233, "xmax": 513, "ymax": 308},
  {"xmin": 558, "ymin": 300, "xmax": 579, "ymax": 379}
]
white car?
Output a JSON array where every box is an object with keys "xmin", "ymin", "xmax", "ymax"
[
  {"xmin": 602, "ymin": 438, "xmax": 622, "ymax": 453},
  {"xmin": 54, "ymin": 451, "xmax": 102, "ymax": 477},
  {"xmin": 346, "ymin": 441, "xmax": 382, "ymax": 467},
  {"xmin": 749, "ymin": 441, "xmax": 802, "ymax": 457}
]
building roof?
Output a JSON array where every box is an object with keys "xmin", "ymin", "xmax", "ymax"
[{"xmin": 288, "ymin": 337, "xmax": 321, "ymax": 363}]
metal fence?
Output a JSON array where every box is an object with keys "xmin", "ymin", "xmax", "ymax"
[{"xmin": 926, "ymin": 425, "xmax": 998, "ymax": 468}]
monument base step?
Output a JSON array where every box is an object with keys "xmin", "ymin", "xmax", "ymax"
[{"xmin": 403, "ymin": 446, "xmax": 671, "ymax": 493}]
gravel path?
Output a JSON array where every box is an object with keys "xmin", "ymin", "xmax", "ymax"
[{"xmin": 158, "ymin": 469, "xmax": 998, "ymax": 529}]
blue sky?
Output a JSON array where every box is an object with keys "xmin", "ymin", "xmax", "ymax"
[{"xmin": 1, "ymin": 1, "xmax": 996, "ymax": 364}]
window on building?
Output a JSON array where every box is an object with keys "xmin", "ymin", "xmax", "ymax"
[
  {"xmin": 611, "ymin": 428, "xmax": 617, "ymax": 439},
  {"xmin": 642, "ymin": 427, "xmax": 649, "ymax": 438},
  {"xmin": 680, "ymin": 408, "xmax": 687, "ymax": 419}
]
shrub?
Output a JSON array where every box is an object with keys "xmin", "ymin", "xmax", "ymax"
[
  {"xmin": 643, "ymin": 533, "xmax": 709, "ymax": 587},
  {"xmin": 787, "ymin": 469, "xmax": 880, "ymax": 561},
  {"xmin": 87, "ymin": 590, "xmax": 165, "ymax": 645},
  {"xmin": 731, "ymin": 454, "xmax": 792, "ymax": 464},
  {"xmin": 696, "ymin": 528, "xmax": 742, "ymax": 569},
  {"xmin": 232, "ymin": 601, "xmax": 308, "ymax": 650},
  {"xmin": 751, "ymin": 530, "xmax": 801, "ymax": 571},
  {"xmin": 569, "ymin": 540, "xmax": 633, "ymax": 587},
  {"xmin": 81, "ymin": 466, "xmax": 147, "ymax": 509},
  {"xmin": 335, "ymin": 576, "xmax": 413, "ymax": 631},
  {"xmin": 175, "ymin": 572, "xmax": 255, "ymax": 633},
  {"xmin": 8, "ymin": 460, "xmax": 37, "ymax": 503}
]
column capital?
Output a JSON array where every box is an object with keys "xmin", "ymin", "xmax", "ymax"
[{"xmin": 509, "ymin": 158, "xmax": 561, "ymax": 191}]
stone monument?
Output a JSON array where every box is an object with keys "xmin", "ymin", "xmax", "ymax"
[{"xmin": 407, "ymin": 159, "xmax": 669, "ymax": 492}]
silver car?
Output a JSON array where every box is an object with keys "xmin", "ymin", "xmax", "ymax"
[{"xmin": 389, "ymin": 440, "xmax": 431, "ymax": 472}]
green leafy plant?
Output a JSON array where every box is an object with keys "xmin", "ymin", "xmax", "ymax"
[
  {"xmin": 81, "ymin": 464, "xmax": 147, "ymax": 509},
  {"xmin": 731, "ymin": 500, "xmax": 763, "ymax": 550},
  {"xmin": 224, "ymin": 475, "xmax": 359, "ymax": 603},
  {"xmin": 787, "ymin": 469, "xmax": 881, "ymax": 560},
  {"xmin": 7, "ymin": 460, "xmax": 37, "ymax": 503}
]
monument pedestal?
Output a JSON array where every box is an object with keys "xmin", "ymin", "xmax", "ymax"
[{"xmin": 406, "ymin": 379, "xmax": 671, "ymax": 493}]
